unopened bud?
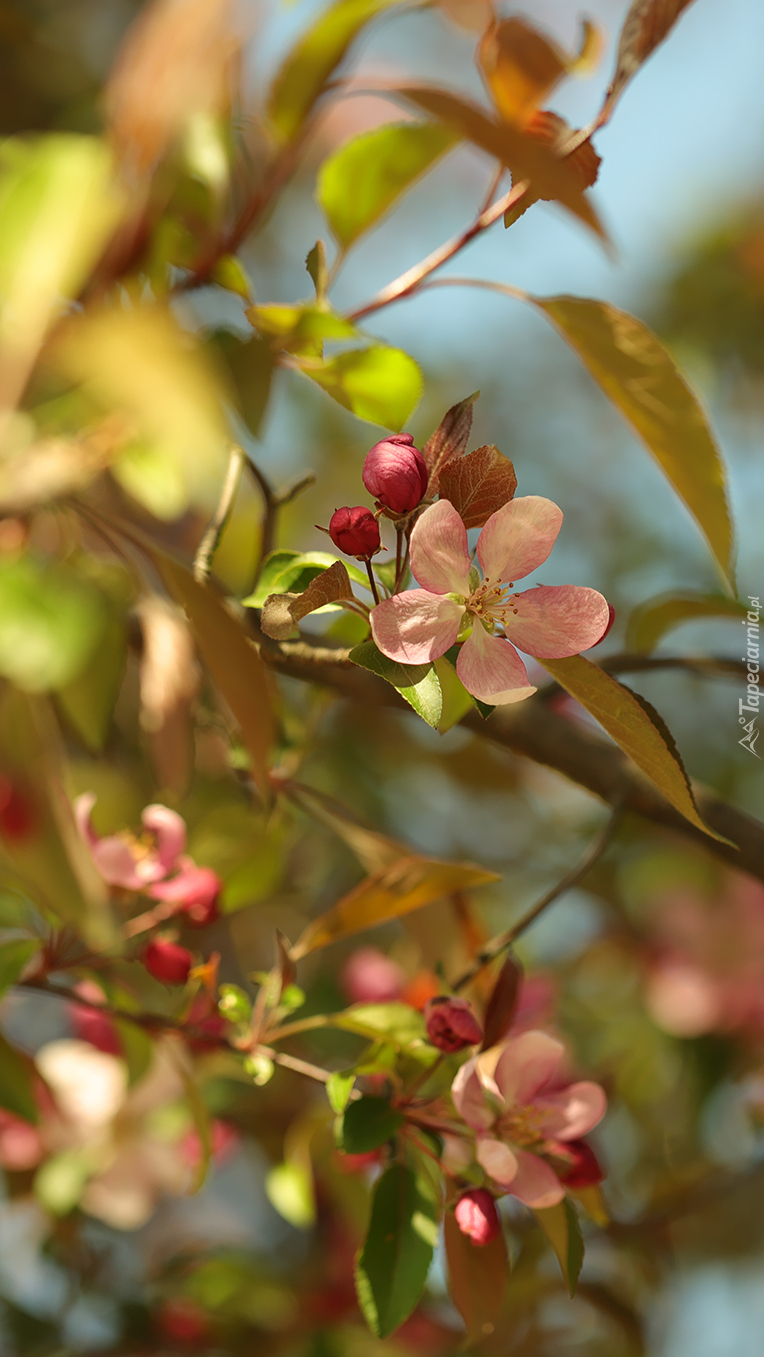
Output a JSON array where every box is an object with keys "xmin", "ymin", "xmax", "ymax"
[
  {"xmin": 553, "ymin": 1138, "xmax": 604, "ymax": 1188},
  {"xmin": 329, "ymin": 506, "xmax": 381, "ymax": 559},
  {"xmin": 424, "ymin": 995, "xmax": 482, "ymax": 1052},
  {"xmin": 362, "ymin": 434, "xmax": 428, "ymax": 514},
  {"xmin": 454, "ymin": 1189, "xmax": 501, "ymax": 1246},
  {"xmin": 142, "ymin": 937, "xmax": 193, "ymax": 985}
]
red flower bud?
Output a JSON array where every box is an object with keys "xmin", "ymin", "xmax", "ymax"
[
  {"xmin": 0, "ymin": 775, "xmax": 36, "ymax": 841},
  {"xmin": 362, "ymin": 434, "xmax": 429, "ymax": 514},
  {"xmin": 554, "ymin": 1138, "xmax": 604, "ymax": 1188},
  {"xmin": 329, "ymin": 506, "xmax": 381, "ymax": 559},
  {"xmin": 424, "ymin": 995, "xmax": 483, "ymax": 1052},
  {"xmin": 142, "ymin": 938, "xmax": 193, "ymax": 985},
  {"xmin": 454, "ymin": 1189, "xmax": 501, "ymax": 1246},
  {"xmin": 71, "ymin": 1004, "xmax": 123, "ymax": 1056}
]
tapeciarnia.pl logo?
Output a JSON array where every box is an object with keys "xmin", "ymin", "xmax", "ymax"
[{"xmin": 739, "ymin": 596, "xmax": 761, "ymax": 758}]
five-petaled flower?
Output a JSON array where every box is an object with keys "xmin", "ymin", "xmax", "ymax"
[
  {"xmin": 451, "ymin": 1030, "xmax": 606, "ymax": 1208},
  {"xmin": 371, "ymin": 498, "xmax": 610, "ymax": 705},
  {"xmin": 76, "ymin": 793, "xmax": 186, "ymax": 890}
]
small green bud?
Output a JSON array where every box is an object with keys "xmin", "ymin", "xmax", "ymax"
[{"xmin": 218, "ymin": 984, "xmax": 252, "ymax": 1023}]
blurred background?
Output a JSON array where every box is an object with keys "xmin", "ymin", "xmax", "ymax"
[{"xmin": 2, "ymin": 0, "xmax": 764, "ymax": 1354}]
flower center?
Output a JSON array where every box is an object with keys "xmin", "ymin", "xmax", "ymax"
[
  {"xmin": 496, "ymin": 1104, "xmax": 545, "ymax": 1148},
  {"xmin": 467, "ymin": 578, "xmax": 519, "ymax": 630}
]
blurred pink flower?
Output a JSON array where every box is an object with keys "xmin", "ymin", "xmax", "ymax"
[
  {"xmin": 0, "ymin": 1109, "xmax": 44, "ymax": 1170},
  {"xmin": 424, "ymin": 995, "xmax": 482, "ymax": 1052},
  {"xmin": 371, "ymin": 499, "xmax": 610, "ymax": 705},
  {"xmin": 451, "ymin": 1030, "xmax": 606, "ymax": 1208},
  {"xmin": 341, "ymin": 947, "xmax": 405, "ymax": 1003},
  {"xmin": 75, "ymin": 793, "xmax": 185, "ymax": 890},
  {"xmin": 149, "ymin": 859, "xmax": 222, "ymax": 927}
]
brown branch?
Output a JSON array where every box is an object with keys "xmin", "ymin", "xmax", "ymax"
[
  {"xmin": 193, "ymin": 444, "xmax": 246, "ymax": 583},
  {"xmin": 255, "ymin": 632, "xmax": 764, "ymax": 882}
]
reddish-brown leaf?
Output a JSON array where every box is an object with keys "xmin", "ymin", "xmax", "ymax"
[
  {"xmin": 422, "ymin": 392, "xmax": 478, "ymax": 485},
  {"xmin": 444, "ymin": 1208, "xmax": 510, "ymax": 1344},
  {"xmin": 261, "ymin": 561, "xmax": 353, "ymax": 638},
  {"xmin": 438, "ymin": 444, "xmax": 517, "ymax": 528},
  {"xmin": 478, "ymin": 17, "xmax": 567, "ymax": 126},
  {"xmin": 481, "ymin": 954, "xmax": 523, "ymax": 1049},
  {"xmin": 598, "ymin": 0, "xmax": 697, "ymax": 127}
]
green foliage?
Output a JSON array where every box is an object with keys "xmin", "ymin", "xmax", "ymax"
[
  {"xmin": 349, "ymin": 639, "xmax": 443, "ymax": 728},
  {"xmin": 355, "ymin": 1163, "xmax": 440, "ymax": 1337},
  {"xmin": 266, "ymin": 1161, "xmax": 316, "ymax": 1229},
  {"xmin": 0, "ymin": 557, "xmax": 106, "ymax": 693},
  {"xmin": 243, "ymin": 550, "xmax": 367, "ymax": 608},
  {"xmin": 339, "ymin": 1095, "xmax": 404, "ymax": 1152},
  {"xmin": 302, "ymin": 345, "xmax": 423, "ymax": 430},
  {"xmin": 0, "ymin": 1032, "xmax": 38, "ymax": 1123},
  {"xmin": 0, "ymin": 938, "xmax": 41, "ymax": 997},
  {"xmin": 625, "ymin": 590, "xmax": 748, "ymax": 652},
  {"xmin": 534, "ymin": 1198, "xmax": 584, "ymax": 1297}
]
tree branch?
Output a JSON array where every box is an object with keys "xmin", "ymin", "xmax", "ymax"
[{"xmin": 193, "ymin": 444, "xmax": 245, "ymax": 583}]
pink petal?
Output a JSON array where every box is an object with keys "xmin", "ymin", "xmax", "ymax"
[
  {"xmin": 456, "ymin": 625, "xmax": 536, "ymax": 705},
  {"xmin": 91, "ymin": 837, "xmax": 143, "ymax": 890},
  {"xmin": 451, "ymin": 1057, "xmax": 495, "ymax": 1132},
  {"xmin": 141, "ymin": 805, "xmax": 186, "ymax": 880},
  {"xmin": 504, "ymin": 585, "xmax": 611, "ymax": 659},
  {"xmin": 507, "ymin": 1148, "xmax": 565, "ymax": 1208},
  {"xmin": 477, "ymin": 497, "xmax": 562, "ymax": 584},
  {"xmin": 371, "ymin": 590, "xmax": 463, "ymax": 664},
  {"xmin": 74, "ymin": 792, "xmax": 99, "ymax": 850},
  {"xmin": 410, "ymin": 501, "xmax": 472, "ymax": 595},
  {"xmin": 492, "ymin": 1031, "xmax": 565, "ymax": 1106},
  {"xmin": 476, "ymin": 1136, "xmax": 518, "ymax": 1187},
  {"xmin": 536, "ymin": 1081, "xmax": 607, "ymax": 1140}
]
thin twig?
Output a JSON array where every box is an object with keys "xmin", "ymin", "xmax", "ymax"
[
  {"xmin": 193, "ymin": 445, "xmax": 246, "ymax": 583},
  {"xmin": 453, "ymin": 806, "xmax": 623, "ymax": 992},
  {"xmin": 364, "ymin": 559, "xmax": 380, "ymax": 604}
]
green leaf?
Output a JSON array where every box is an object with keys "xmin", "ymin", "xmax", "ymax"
[
  {"xmin": 268, "ymin": 0, "xmax": 404, "ymax": 144},
  {"xmin": 0, "ymin": 939, "xmax": 41, "ymax": 997},
  {"xmin": 302, "ymin": 345, "xmax": 423, "ymax": 431},
  {"xmin": 34, "ymin": 1148, "xmax": 92, "ymax": 1215},
  {"xmin": 306, "ymin": 241, "xmax": 329, "ymax": 301},
  {"xmin": 340, "ymin": 1095, "xmax": 404, "ymax": 1153},
  {"xmin": 247, "ymin": 302, "xmax": 357, "ymax": 353},
  {"xmin": 336, "ymin": 1003, "xmax": 427, "ymax": 1048},
  {"xmin": 210, "ymin": 331, "xmax": 274, "ymax": 438},
  {"xmin": 532, "ymin": 295, "xmax": 735, "ymax": 591},
  {"xmin": 266, "ymin": 1161, "xmax": 316, "ymax": 1229},
  {"xmin": 355, "ymin": 1163, "xmax": 439, "ymax": 1337},
  {"xmin": 534, "ymin": 1197, "xmax": 584, "ymax": 1297},
  {"xmin": 113, "ymin": 1019, "xmax": 153, "ymax": 1087},
  {"xmin": 210, "ymin": 254, "xmax": 252, "ymax": 299},
  {"xmin": 433, "ymin": 656, "xmax": 473, "ymax": 734},
  {"xmin": 0, "ymin": 557, "xmax": 106, "ymax": 693},
  {"xmin": 0, "ymin": 1032, "xmax": 38, "ymax": 1123},
  {"xmin": 625, "ymin": 591, "xmax": 748, "ymax": 652},
  {"xmin": 156, "ymin": 554, "xmax": 275, "ymax": 804},
  {"xmin": 350, "ymin": 639, "xmax": 442, "ymax": 728},
  {"xmin": 539, "ymin": 654, "xmax": 728, "ymax": 842},
  {"xmin": 56, "ymin": 608, "xmax": 127, "ymax": 751},
  {"xmin": 326, "ymin": 1069, "xmax": 356, "ymax": 1114},
  {"xmin": 444, "ymin": 1207, "xmax": 510, "ymax": 1344},
  {"xmin": 318, "ymin": 121, "xmax": 458, "ymax": 250},
  {"xmin": 373, "ymin": 558, "xmax": 407, "ymax": 594},
  {"xmin": 243, "ymin": 550, "xmax": 367, "ymax": 608}
]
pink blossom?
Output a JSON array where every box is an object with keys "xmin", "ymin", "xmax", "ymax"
[
  {"xmin": 362, "ymin": 434, "xmax": 428, "ymax": 514},
  {"xmin": 371, "ymin": 499, "xmax": 610, "ymax": 705},
  {"xmin": 149, "ymin": 860, "xmax": 222, "ymax": 927},
  {"xmin": 454, "ymin": 1188, "xmax": 501, "ymax": 1245},
  {"xmin": 75, "ymin": 793, "xmax": 186, "ymax": 891},
  {"xmin": 451, "ymin": 1030, "xmax": 606, "ymax": 1209},
  {"xmin": 342, "ymin": 947, "xmax": 405, "ymax": 1003}
]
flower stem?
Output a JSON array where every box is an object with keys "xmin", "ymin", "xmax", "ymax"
[{"xmin": 364, "ymin": 559, "xmax": 380, "ymax": 604}]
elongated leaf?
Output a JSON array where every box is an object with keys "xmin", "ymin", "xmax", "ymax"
[
  {"xmin": 350, "ymin": 639, "xmax": 442, "ymax": 728},
  {"xmin": 355, "ymin": 1163, "xmax": 438, "ymax": 1337},
  {"xmin": 444, "ymin": 1207, "xmax": 509, "ymax": 1344},
  {"xmin": 625, "ymin": 591, "xmax": 747, "ymax": 653},
  {"xmin": 539, "ymin": 654, "xmax": 727, "ymax": 841},
  {"xmin": 319, "ymin": 121, "xmax": 458, "ymax": 250},
  {"xmin": 433, "ymin": 656, "xmax": 474, "ymax": 733},
  {"xmin": 532, "ymin": 295, "xmax": 734, "ymax": 590},
  {"xmin": 534, "ymin": 1197, "xmax": 584, "ymax": 1296},
  {"xmin": 268, "ymin": 0, "xmax": 403, "ymax": 143},
  {"xmin": 395, "ymin": 85, "xmax": 606, "ymax": 242},
  {"xmin": 210, "ymin": 331, "xmax": 274, "ymax": 438},
  {"xmin": 336, "ymin": 1002, "xmax": 427, "ymax": 1048},
  {"xmin": 266, "ymin": 1161, "xmax": 315, "ymax": 1229},
  {"xmin": 422, "ymin": 392, "xmax": 478, "ymax": 482},
  {"xmin": 481, "ymin": 954, "xmax": 523, "ymax": 1049},
  {"xmin": 157, "ymin": 557, "xmax": 274, "ymax": 802},
  {"xmin": 261, "ymin": 561, "xmax": 354, "ymax": 639},
  {"xmin": 0, "ymin": 939, "xmax": 41, "ymax": 998},
  {"xmin": 438, "ymin": 444, "xmax": 517, "ymax": 528},
  {"xmin": 244, "ymin": 550, "xmax": 367, "ymax": 607},
  {"xmin": 598, "ymin": 0, "xmax": 697, "ymax": 127},
  {"xmin": 0, "ymin": 1032, "xmax": 38, "ymax": 1123},
  {"xmin": 302, "ymin": 345, "xmax": 423, "ymax": 430},
  {"xmin": 341, "ymin": 1095, "xmax": 404, "ymax": 1152},
  {"xmin": 478, "ymin": 16, "xmax": 568, "ymax": 125},
  {"xmin": 292, "ymin": 851, "xmax": 499, "ymax": 957},
  {"xmin": 326, "ymin": 1070, "xmax": 356, "ymax": 1114}
]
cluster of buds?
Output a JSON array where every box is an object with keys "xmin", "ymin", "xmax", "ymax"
[{"xmin": 326, "ymin": 434, "xmax": 429, "ymax": 561}]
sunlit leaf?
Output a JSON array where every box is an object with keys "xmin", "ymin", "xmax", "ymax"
[
  {"xmin": 444, "ymin": 1207, "xmax": 510, "ymax": 1344},
  {"xmin": 539, "ymin": 654, "xmax": 728, "ymax": 842},
  {"xmin": 301, "ymin": 344, "xmax": 423, "ymax": 430},
  {"xmin": 335, "ymin": 1003, "xmax": 427, "ymax": 1048},
  {"xmin": 532, "ymin": 296, "xmax": 735, "ymax": 590},
  {"xmin": 478, "ymin": 16, "xmax": 568, "ymax": 125},
  {"xmin": 210, "ymin": 254, "xmax": 252, "ymax": 299},
  {"xmin": 0, "ymin": 557, "xmax": 106, "ymax": 693},
  {"xmin": 423, "ymin": 391, "xmax": 479, "ymax": 486},
  {"xmin": 433, "ymin": 656, "xmax": 474, "ymax": 733},
  {"xmin": 291, "ymin": 850, "xmax": 499, "ymax": 957},
  {"xmin": 534, "ymin": 1197, "xmax": 584, "ymax": 1297},
  {"xmin": 0, "ymin": 939, "xmax": 40, "ymax": 998},
  {"xmin": 318, "ymin": 121, "xmax": 458, "ymax": 250},
  {"xmin": 261, "ymin": 561, "xmax": 355, "ymax": 639},
  {"xmin": 597, "ymin": 0, "xmax": 697, "ymax": 128},
  {"xmin": 0, "ymin": 1032, "xmax": 38, "ymax": 1123},
  {"xmin": 34, "ymin": 1148, "xmax": 92, "ymax": 1214},
  {"xmin": 355, "ymin": 1163, "xmax": 439, "ymax": 1337},
  {"xmin": 350, "ymin": 639, "xmax": 442, "ymax": 728},
  {"xmin": 268, "ymin": 0, "xmax": 404, "ymax": 144},
  {"xmin": 340, "ymin": 1095, "xmax": 404, "ymax": 1152},
  {"xmin": 625, "ymin": 591, "xmax": 748, "ymax": 653},
  {"xmin": 438, "ymin": 443, "xmax": 517, "ymax": 528},
  {"xmin": 266, "ymin": 1160, "xmax": 316, "ymax": 1229},
  {"xmin": 157, "ymin": 556, "xmax": 275, "ymax": 803},
  {"xmin": 243, "ymin": 550, "xmax": 367, "ymax": 607},
  {"xmin": 113, "ymin": 1019, "xmax": 154, "ymax": 1087},
  {"xmin": 326, "ymin": 1070, "xmax": 356, "ymax": 1114}
]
